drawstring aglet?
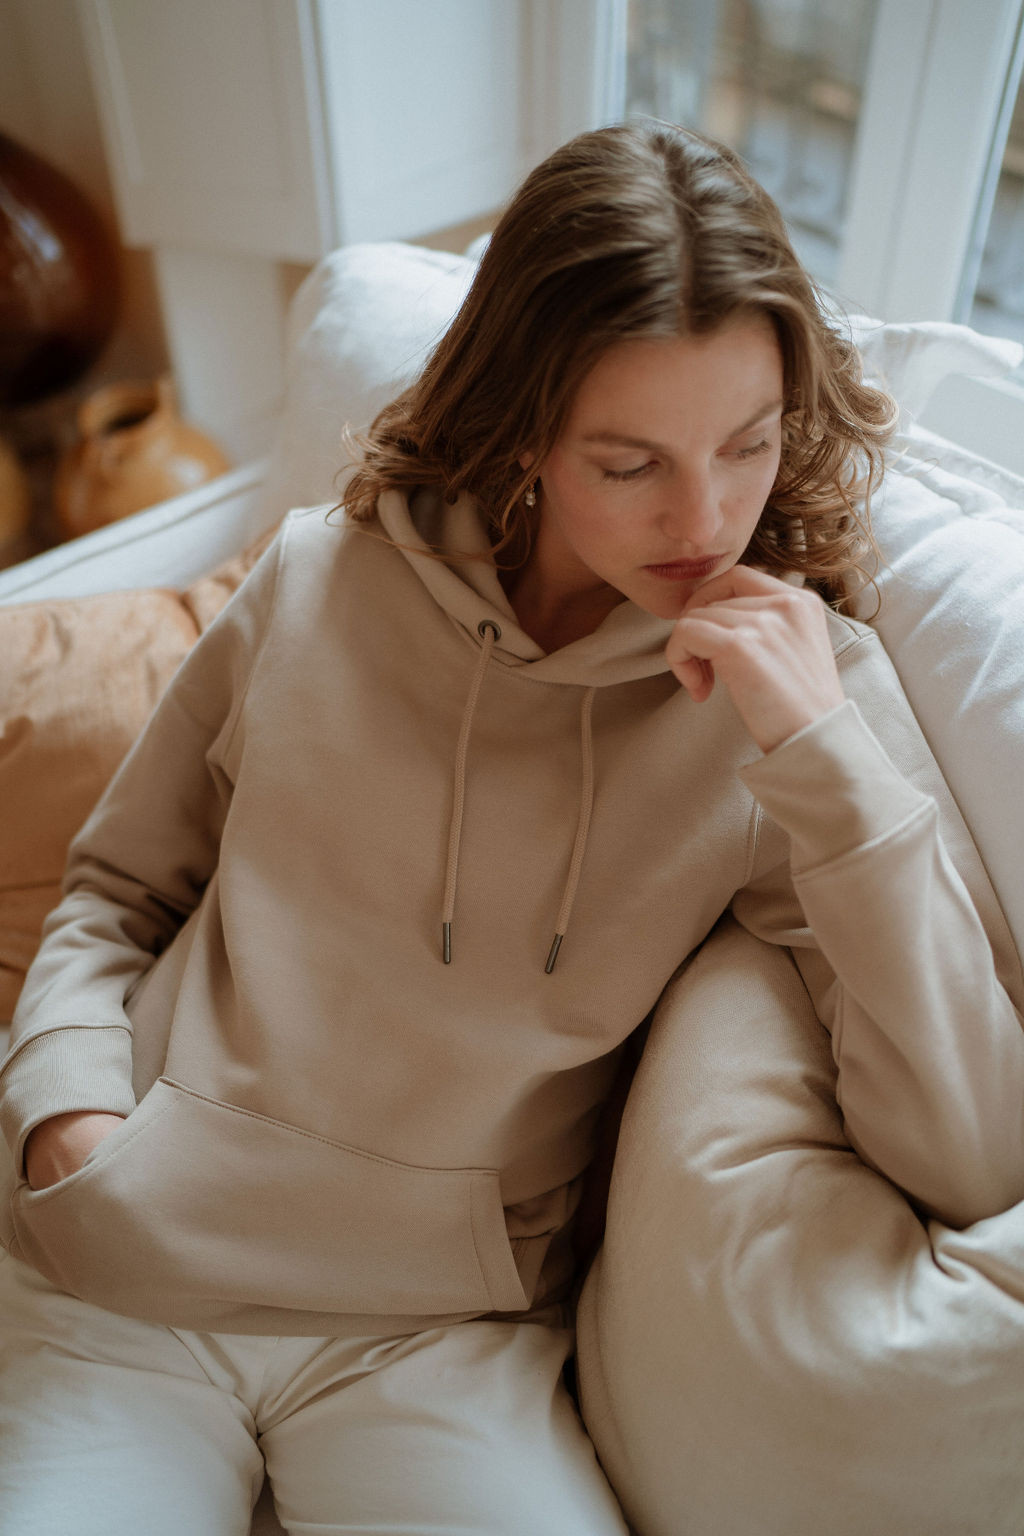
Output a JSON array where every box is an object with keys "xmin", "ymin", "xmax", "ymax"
[
  {"xmin": 545, "ymin": 934, "xmax": 564, "ymax": 974},
  {"xmin": 443, "ymin": 922, "xmax": 452, "ymax": 965}
]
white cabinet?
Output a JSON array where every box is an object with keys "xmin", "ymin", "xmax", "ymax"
[
  {"xmin": 75, "ymin": 0, "xmax": 554, "ymax": 459},
  {"xmin": 78, "ymin": 0, "xmax": 333, "ymax": 262},
  {"xmin": 317, "ymin": 0, "xmax": 528, "ymax": 245}
]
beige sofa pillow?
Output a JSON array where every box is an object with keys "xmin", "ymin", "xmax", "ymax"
[
  {"xmin": 0, "ymin": 534, "xmax": 275, "ymax": 1020},
  {"xmin": 576, "ymin": 915, "xmax": 1024, "ymax": 1536}
]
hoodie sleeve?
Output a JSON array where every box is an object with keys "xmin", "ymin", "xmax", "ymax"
[
  {"xmin": 731, "ymin": 618, "xmax": 1024, "ymax": 1230},
  {"xmin": 0, "ymin": 523, "xmax": 288, "ymax": 1175}
]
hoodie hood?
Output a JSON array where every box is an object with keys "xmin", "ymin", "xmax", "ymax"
[
  {"xmin": 376, "ymin": 486, "xmax": 677, "ymax": 687},
  {"xmin": 376, "ymin": 483, "xmax": 682, "ymax": 972}
]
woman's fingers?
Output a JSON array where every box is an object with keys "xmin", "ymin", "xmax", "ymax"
[
  {"xmin": 679, "ymin": 563, "xmax": 788, "ymax": 609},
  {"xmin": 666, "ymin": 570, "xmax": 846, "ymax": 752},
  {"xmin": 672, "ymin": 651, "xmax": 714, "ymax": 702}
]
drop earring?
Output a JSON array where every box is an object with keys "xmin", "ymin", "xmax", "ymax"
[{"xmin": 524, "ymin": 481, "xmax": 537, "ymax": 508}]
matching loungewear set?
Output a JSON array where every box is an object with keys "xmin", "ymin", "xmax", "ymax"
[{"xmin": 2, "ymin": 488, "xmax": 1023, "ymax": 1533}]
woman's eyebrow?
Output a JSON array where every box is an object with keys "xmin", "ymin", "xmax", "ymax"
[
  {"xmin": 580, "ymin": 399, "xmax": 785, "ymax": 451},
  {"xmin": 728, "ymin": 398, "xmax": 785, "ymax": 436},
  {"xmin": 580, "ymin": 431, "xmax": 664, "ymax": 450}
]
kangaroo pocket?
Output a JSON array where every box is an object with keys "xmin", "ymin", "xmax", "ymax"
[{"xmin": 9, "ymin": 1078, "xmax": 529, "ymax": 1321}]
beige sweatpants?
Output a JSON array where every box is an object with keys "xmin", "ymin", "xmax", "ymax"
[{"xmin": 0, "ymin": 1252, "xmax": 628, "ymax": 1536}]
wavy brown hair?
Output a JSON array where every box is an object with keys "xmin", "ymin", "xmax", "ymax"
[{"xmin": 340, "ymin": 120, "xmax": 896, "ymax": 606}]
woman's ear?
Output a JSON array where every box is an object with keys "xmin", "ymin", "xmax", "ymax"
[{"xmin": 518, "ymin": 451, "xmax": 535, "ymax": 472}]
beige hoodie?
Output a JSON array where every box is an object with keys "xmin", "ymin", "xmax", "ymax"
[{"xmin": 1, "ymin": 491, "xmax": 1022, "ymax": 1333}]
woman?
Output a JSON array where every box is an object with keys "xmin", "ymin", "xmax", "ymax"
[{"xmin": 1, "ymin": 120, "xmax": 1022, "ymax": 1535}]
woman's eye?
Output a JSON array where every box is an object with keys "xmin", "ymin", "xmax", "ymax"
[
  {"xmin": 601, "ymin": 462, "xmax": 655, "ymax": 482},
  {"xmin": 734, "ymin": 438, "xmax": 771, "ymax": 461}
]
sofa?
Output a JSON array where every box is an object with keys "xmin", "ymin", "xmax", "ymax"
[{"xmin": 2, "ymin": 241, "xmax": 1023, "ymax": 1534}]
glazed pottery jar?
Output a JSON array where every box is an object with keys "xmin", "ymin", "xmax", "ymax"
[{"xmin": 55, "ymin": 376, "xmax": 231, "ymax": 540}]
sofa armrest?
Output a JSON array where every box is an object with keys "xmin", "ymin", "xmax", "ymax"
[{"xmin": 0, "ymin": 460, "xmax": 271, "ymax": 605}]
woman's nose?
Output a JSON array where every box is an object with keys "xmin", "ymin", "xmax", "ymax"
[{"xmin": 655, "ymin": 473, "xmax": 722, "ymax": 550}]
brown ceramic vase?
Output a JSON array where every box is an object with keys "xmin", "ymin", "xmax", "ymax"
[
  {"xmin": 54, "ymin": 377, "xmax": 231, "ymax": 540},
  {"xmin": 0, "ymin": 434, "xmax": 32, "ymax": 565},
  {"xmin": 0, "ymin": 131, "xmax": 120, "ymax": 408}
]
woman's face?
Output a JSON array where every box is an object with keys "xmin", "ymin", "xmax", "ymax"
[{"xmin": 529, "ymin": 315, "xmax": 785, "ymax": 622}]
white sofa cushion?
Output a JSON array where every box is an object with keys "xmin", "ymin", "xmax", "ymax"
[
  {"xmin": 850, "ymin": 427, "xmax": 1024, "ymax": 960},
  {"xmin": 256, "ymin": 242, "xmax": 476, "ymax": 524},
  {"xmin": 577, "ymin": 915, "xmax": 1024, "ymax": 1536},
  {"xmin": 848, "ymin": 312, "xmax": 1021, "ymax": 421}
]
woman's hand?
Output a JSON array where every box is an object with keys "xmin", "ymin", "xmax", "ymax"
[
  {"xmin": 666, "ymin": 566, "xmax": 845, "ymax": 754},
  {"xmin": 24, "ymin": 1111, "xmax": 127, "ymax": 1191}
]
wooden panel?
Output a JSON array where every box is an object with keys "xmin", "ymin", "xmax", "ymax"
[
  {"xmin": 152, "ymin": 246, "xmax": 286, "ymax": 464},
  {"xmin": 77, "ymin": 0, "xmax": 333, "ymax": 260},
  {"xmin": 315, "ymin": 0, "xmax": 528, "ymax": 243}
]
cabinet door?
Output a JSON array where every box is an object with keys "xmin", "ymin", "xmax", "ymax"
[
  {"xmin": 77, "ymin": 0, "xmax": 334, "ymax": 261},
  {"xmin": 314, "ymin": 0, "xmax": 529, "ymax": 243},
  {"xmin": 79, "ymin": 0, "xmax": 538, "ymax": 258}
]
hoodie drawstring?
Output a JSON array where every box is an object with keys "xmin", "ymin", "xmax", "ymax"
[
  {"xmin": 545, "ymin": 687, "xmax": 596, "ymax": 974},
  {"xmin": 442, "ymin": 620, "xmax": 597, "ymax": 973},
  {"xmin": 442, "ymin": 619, "xmax": 500, "ymax": 965}
]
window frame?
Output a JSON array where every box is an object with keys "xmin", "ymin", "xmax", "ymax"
[{"xmin": 601, "ymin": 0, "xmax": 1024, "ymax": 470}]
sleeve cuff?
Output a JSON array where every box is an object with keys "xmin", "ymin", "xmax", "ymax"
[
  {"xmin": 0, "ymin": 1025, "xmax": 137, "ymax": 1177},
  {"xmin": 738, "ymin": 698, "xmax": 933, "ymax": 874}
]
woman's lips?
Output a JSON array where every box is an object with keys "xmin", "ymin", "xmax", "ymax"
[{"xmin": 643, "ymin": 556, "xmax": 722, "ymax": 580}]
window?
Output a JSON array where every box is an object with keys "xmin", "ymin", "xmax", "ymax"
[
  {"xmin": 614, "ymin": 0, "xmax": 1024, "ymax": 470},
  {"xmin": 966, "ymin": 56, "xmax": 1024, "ymax": 353},
  {"xmin": 625, "ymin": 0, "xmax": 878, "ymax": 286}
]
